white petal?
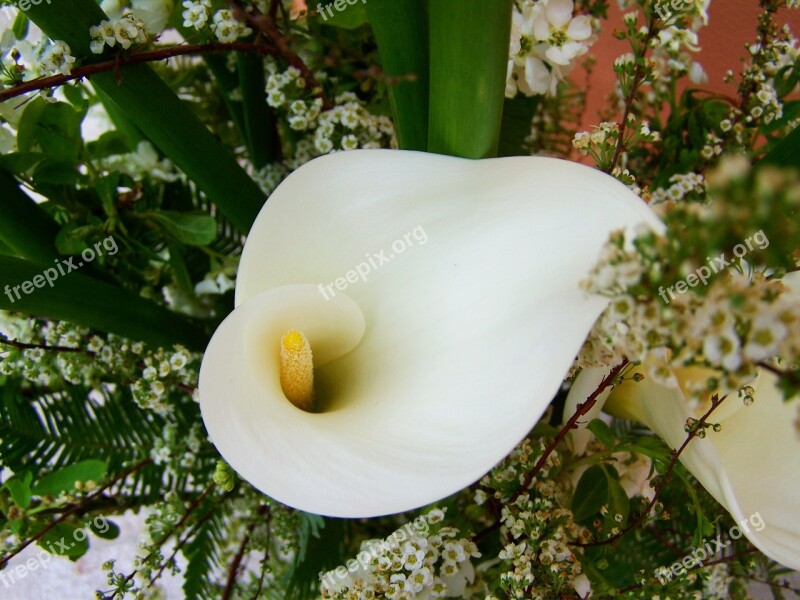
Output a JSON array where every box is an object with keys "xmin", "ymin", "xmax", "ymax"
[
  {"xmin": 546, "ymin": 0, "xmax": 574, "ymax": 29},
  {"xmin": 567, "ymin": 16, "xmax": 593, "ymax": 41},
  {"xmin": 206, "ymin": 150, "xmax": 662, "ymax": 517}
]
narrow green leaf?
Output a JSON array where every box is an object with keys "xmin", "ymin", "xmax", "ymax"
[
  {"xmin": 366, "ymin": 0, "xmax": 429, "ymax": 151},
  {"xmin": 0, "ymin": 169, "xmax": 60, "ymax": 265},
  {"xmin": 237, "ymin": 52, "xmax": 280, "ymax": 168},
  {"xmin": 571, "ymin": 464, "xmax": 608, "ymax": 521},
  {"xmin": 428, "ymin": 0, "xmax": 513, "ymax": 158},
  {"xmin": 0, "ymin": 255, "xmax": 207, "ymax": 349},
  {"xmin": 33, "ymin": 459, "xmax": 108, "ymax": 496},
  {"xmin": 26, "ymin": 0, "xmax": 267, "ymax": 233},
  {"xmin": 761, "ymin": 124, "xmax": 800, "ymax": 168},
  {"xmin": 498, "ymin": 95, "xmax": 539, "ymax": 157}
]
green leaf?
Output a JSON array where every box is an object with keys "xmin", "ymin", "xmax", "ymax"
[
  {"xmin": 87, "ymin": 517, "xmax": 120, "ymax": 540},
  {"xmin": 0, "ymin": 152, "xmax": 44, "ymax": 174},
  {"xmin": 237, "ymin": 52, "xmax": 279, "ymax": 168},
  {"xmin": 27, "ymin": 101, "xmax": 84, "ymax": 162},
  {"xmin": 4, "ymin": 472, "xmax": 33, "ymax": 509},
  {"xmin": 55, "ymin": 222, "xmax": 94, "ymax": 254},
  {"xmin": 16, "ymin": 97, "xmax": 48, "ymax": 153},
  {"xmin": 25, "ymin": 0, "xmax": 267, "ymax": 233},
  {"xmin": 428, "ymin": 0, "xmax": 513, "ymax": 158},
  {"xmin": 0, "ymin": 255, "xmax": 207, "ymax": 349},
  {"xmin": 33, "ymin": 159, "xmax": 80, "ymax": 185},
  {"xmin": 149, "ymin": 211, "xmax": 217, "ymax": 246},
  {"xmin": 38, "ymin": 523, "xmax": 89, "ymax": 559},
  {"xmin": 587, "ymin": 419, "xmax": 616, "ymax": 447},
  {"xmin": 0, "ymin": 169, "xmax": 60, "ymax": 265},
  {"xmin": 571, "ymin": 465, "xmax": 608, "ymax": 522},
  {"xmin": 33, "ymin": 460, "xmax": 108, "ymax": 496},
  {"xmin": 12, "ymin": 11, "xmax": 29, "ymax": 39},
  {"xmin": 319, "ymin": 0, "xmax": 369, "ymax": 29},
  {"xmin": 169, "ymin": 243, "xmax": 194, "ymax": 294},
  {"xmin": 95, "ymin": 171, "xmax": 120, "ymax": 218},
  {"xmin": 85, "ymin": 130, "xmax": 131, "ymax": 160},
  {"xmin": 366, "ymin": 0, "xmax": 429, "ymax": 151},
  {"xmin": 761, "ymin": 124, "xmax": 800, "ymax": 168},
  {"xmin": 498, "ymin": 95, "xmax": 540, "ymax": 157},
  {"xmin": 603, "ymin": 470, "xmax": 630, "ymax": 533}
]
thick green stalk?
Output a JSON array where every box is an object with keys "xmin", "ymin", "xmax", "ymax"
[
  {"xmin": 427, "ymin": 0, "xmax": 513, "ymax": 158},
  {"xmin": 365, "ymin": 0, "xmax": 429, "ymax": 151},
  {"xmin": 25, "ymin": 0, "xmax": 266, "ymax": 233},
  {"xmin": 0, "ymin": 255, "xmax": 206, "ymax": 349}
]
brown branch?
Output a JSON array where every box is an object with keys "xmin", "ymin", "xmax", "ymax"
[
  {"xmin": 576, "ymin": 392, "xmax": 728, "ymax": 548},
  {"xmin": 606, "ymin": 16, "xmax": 659, "ymax": 174},
  {"xmin": 511, "ymin": 359, "xmax": 630, "ymax": 503},
  {"xmin": 230, "ymin": 1, "xmax": 332, "ymax": 109},
  {"xmin": 0, "ymin": 42, "xmax": 280, "ymax": 104},
  {"xmin": 251, "ymin": 511, "xmax": 271, "ymax": 600},
  {"xmin": 222, "ymin": 504, "xmax": 268, "ymax": 600},
  {"xmin": 0, "ymin": 459, "xmax": 152, "ymax": 567},
  {"xmin": 0, "ymin": 337, "xmax": 91, "ymax": 354},
  {"xmin": 758, "ymin": 361, "xmax": 800, "ymax": 388}
]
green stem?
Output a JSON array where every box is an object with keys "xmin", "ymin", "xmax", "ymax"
[
  {"xmin": 427, "ymin": 0, "xmax": 513, "ymax": 159},
  {"xmin": 365, "ymin": 0, "xmax": 429, "ymax": 151}
]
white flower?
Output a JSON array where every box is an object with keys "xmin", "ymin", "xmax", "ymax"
[
  {"xmin": 114, "ymin": 17, "xmax": 141, "ymax": 49},
  {"xmin": 566, "ymin": 355, "xmax": 800, "ymax": 571},
  {"xmin": 211, "ymin": 9, "xmax": 252, "ymax": 43},
  {"xmin": 743, "ymin": 314, "xmax": 787, "ymax": 361},
  {"xmin": 532, "ymin": 0, "xmax": 593, "ymax": 65},
  {"xmin": 198, "ymin": 149, "xmax": 663, "ymax": 517},
  {"xmin": 38, "ymin": 41, "xmax": 76, "ymax": 76},
  {"xmin": 182, "ymin": 0, "xmax": 209, "ymax": 29},
  {"xmin": 703, "ymin": 327, "xmax": 742, "ymax": 371}
]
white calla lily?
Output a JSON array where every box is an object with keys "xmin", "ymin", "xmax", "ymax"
[
  {"xmin": 199, "ymin": 149, "xmax": 662, "ymax": 517},
  {"xmin": 566, "ymin": 359, "xmax": 800, "ymax": 570}
]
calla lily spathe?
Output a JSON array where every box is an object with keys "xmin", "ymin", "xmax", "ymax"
[
  {"xmin": 566, "ymin": 359, "xmax": 800, "ymax": 570},
  {"xmin": 199, "ymin": 149, "xmax": 662, "ymax": 518}
]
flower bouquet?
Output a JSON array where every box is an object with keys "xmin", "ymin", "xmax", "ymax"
[{"xmin": 0, "ymin": 0, "xmax": 799, "ymax": 598}]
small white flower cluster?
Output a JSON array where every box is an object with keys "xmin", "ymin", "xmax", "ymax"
[
  {"xmin": 321, "ymin": 508, "xmax": 481, "ymax": 600},
  {"xmin": 265, "ymin": 65, "xmax": 394, "ymax": 167},
  {"xmin": 650, "ymin": 171, "xmax": 706, "ymax": 204},
  {"xmin": 90, "ymin": 14, "xmax": 150, "ymax": 54},
  {"xmin": 252, "ymin": 161, "xmax": 289, "ymax": 196},
  {"xmin": 150, "ymin": 421, "xmax": 203, "ymax": 474},
  {"xmin": 131, "ymin": 344, "xmax": 197, "ymax": 414},
  {"xmin": 181, "ymin": 1, "xmax": 253, "ymax": 42},
  {"xmin": 107, "ymin": 141, "xmax": 180, "ymax": 183},
  {"xmin": 506, "ymin": 0, "xmax": 597, "ymax": 97}
]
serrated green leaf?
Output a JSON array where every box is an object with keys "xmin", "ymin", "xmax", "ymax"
[
  {"xmin": 32, "ymin": 459, "xmax": 108, "ymax": 496},
  {"xmin": 149, "ymin": 211, "xmax": 217, "ymax": 246},
  {"xmin": 571, "ymin": 465, "xmax": 608, "ymax": 522}
]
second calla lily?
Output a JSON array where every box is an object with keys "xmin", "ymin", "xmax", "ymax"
[
  {"xmin": 199, "ymin": 149, "xmax": 662, "ymax": 518},
  {"xmin": 566, "ymin": 359, "xmax": 800, "ymax": 570}
]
